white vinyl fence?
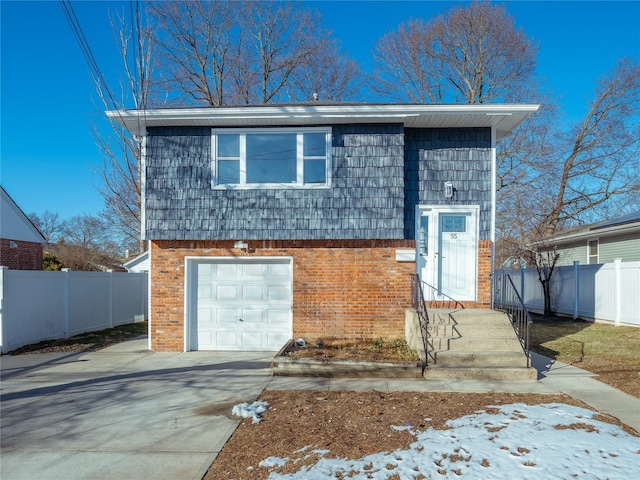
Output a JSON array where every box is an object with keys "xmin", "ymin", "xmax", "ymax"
[
  {"xmin": 494, "ymin": 260, "xmax": 640, "ymax": 327},
  {"xmin": 0, "ymin": 267, "xmax": 148, "ymax": 353}
]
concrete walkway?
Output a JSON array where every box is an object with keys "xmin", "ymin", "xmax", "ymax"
[
  {"xmin": 1, "ymin": 339, "xmax": 273, "ymax": 480},
  {"xmin": 2, "ymin": 339, "xmax": 638, "ymax": 480}
]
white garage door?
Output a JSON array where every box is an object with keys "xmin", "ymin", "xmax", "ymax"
[{"xmin": 189, "ymin": 258, "xmax": 292, "ymax": 351}]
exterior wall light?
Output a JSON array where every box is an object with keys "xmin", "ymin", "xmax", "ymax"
[{"xmin": 444, "ymin": 181, "xmax": 454, "ymax": 199}]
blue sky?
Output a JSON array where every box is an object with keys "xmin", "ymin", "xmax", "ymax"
[{"xmin": 1, "ymin": 0, "xmax": 639, "ymax": 221}]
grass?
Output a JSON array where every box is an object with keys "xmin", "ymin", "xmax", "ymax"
[{"xmin": 529, "ymin": 315, "xmax": 640, "ymax": 398}]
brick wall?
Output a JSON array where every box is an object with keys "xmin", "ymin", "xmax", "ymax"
[
  {"xmin": 477, "ymin": 240, "xmax": 493, "ymax": 307},
  {"xmin": 150, "ymin": 239, "xmax": 415, "ymax": 352},
  {"xmin": 0, "ymin": 239, "xmax": 43, "ymax": 270}
]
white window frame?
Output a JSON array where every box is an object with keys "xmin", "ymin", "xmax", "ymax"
[
  {"xmin": 587, "ymin": 238, "xmax": 599, "ymax": 264},
  {"xmin": 211, "ymin": 127, "xmax": 332, "ymax": 189}
]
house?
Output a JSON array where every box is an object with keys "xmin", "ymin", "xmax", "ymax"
[
  {"xmin": 534, "ymin": 211, "xmax": 640, "ymax": 266},
  {"xmin": 1, "ymin": 186, "xmax": 45, "ymax": 270},
  {"xmin": 108, "ymin": 103, "xmax": 539, "ymax": 352},
  {"xmin": 123, "ymin": 250, "xmax": 150, "ymax": 273}
]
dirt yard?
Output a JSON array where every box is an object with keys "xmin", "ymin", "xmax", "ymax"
[{"xmin": 203, "ymin": 390, "xmax": 637, "ymax": 480}]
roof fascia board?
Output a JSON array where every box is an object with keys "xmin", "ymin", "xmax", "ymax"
[
  {"xmin": 532, "ymin": 222, "xmax": 640, "ymax": 247},
  {"xmin": 107, "ymin": 104, "xmax": 540, "ymax": 137}
]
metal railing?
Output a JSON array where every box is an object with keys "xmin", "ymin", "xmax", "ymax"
[
  {"xmin": 493, "ymin": 272, "xmax": 532, "ymax": 367},
  {"xmin": 419, "ymin": 280, "xmax": 466, "ymax": 310},
  {"xmin": 410, "ymin": 274, "xmax": 430, "ymax": 369}
]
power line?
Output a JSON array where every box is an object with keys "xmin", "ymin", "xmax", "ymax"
[{"xmin": 58, "ymin": 0, "xmax": 120, "ymax": 111}]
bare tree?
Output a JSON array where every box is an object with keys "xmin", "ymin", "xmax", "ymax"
[
  {"xmin": 148, "ymin": 0, "xmax": 362, "ymax": 106},
  {"xmin": 372, "ymin": 1, "xmax": 537, "ymax": 104},
  {"xmin": 148, "ymin": 0, "xmax": 238, "ymax": 106},
  {"xmin": 539, "ymin": 58, "xmax": 640, "ymax": 237},
  {"xmin": 28, "ymin": 210, "xmax": 64, "ymax": 244},
  {"xmin": 92, "ymin": 6, "xmax": 154, "ymax": 254}
]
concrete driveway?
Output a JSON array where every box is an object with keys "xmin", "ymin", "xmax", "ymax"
[{"xmin": 0, "ymin": 338, "xmax": 273, "ymax": 480}]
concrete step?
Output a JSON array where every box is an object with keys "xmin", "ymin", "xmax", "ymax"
[
  {"xmin": 425, "ymin": 366, "xmax": 538, "ymax": 381},
  {"xmin": 434, "ymin": 350, "xmax": 529, "ymax": 368},
  {"xmin": 448, "ymin": 338, "xmax": 523, "ymax": 351},
  {"xmin": 453, "ymin": 324, "xmax": 516, "ymax": 336},
  {"xmin": 426, "ymin": 324, "xmax": 457, "ymax": 337}
]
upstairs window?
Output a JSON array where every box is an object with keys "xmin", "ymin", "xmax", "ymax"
[
  {"xmin": 588, "ymin": 239, "xmax": 599, "ymax": 264},
  {"xmin": 213, "ymin": 128, "xmax": 331, "ymax": 187}
]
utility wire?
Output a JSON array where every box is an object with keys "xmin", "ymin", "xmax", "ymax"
[{"xmin": 59, "ymin": 0, "xmax": 120, "ymax": 112}]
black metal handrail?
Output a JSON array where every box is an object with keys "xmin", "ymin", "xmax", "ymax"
[
  {"xmin": 493, "ymin": 272, "xmax": 532, "ymax": 367},
  {"xmin": 419, "ymin": 280, "xmax": 466, "ymax": 310},
  {"xmin": 410, "ymin": 274, "xmax": 430, "ymax": 369}
]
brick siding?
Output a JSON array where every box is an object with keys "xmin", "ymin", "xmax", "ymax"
[
  {"xmin": 150, "ymin": 239, "xmax": 416, "ymax": 352},
  {"xmin": 0, "ymin": 239, "xmax": 43, "ymax": 270}
]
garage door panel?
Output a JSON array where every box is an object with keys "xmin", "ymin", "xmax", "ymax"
[
  {"xmin": 267, "ymin": 285, "xmax": 290, "ymax": 301},
  {"xmin": 242, "ymin": 263, "xmax": 267, "ymax": 277},
  {"xmin": 217, "ymin": 264, "xmax": 239, "ymax": 278},
  {"xmin": 240, "ymin": 309, "xmax": 264, "ymax": 323},
  {"xmin": 192, "ymin": 258, "xmax": 292, "ymax": 351},
  {"xmin": 216, "ymin": 285, "xmax": 239, "ymax": 300},
  {"xmin": 268, "ymin": 263, "xmax": 290, "ymax": 277},
  {"xmin": 242, "ymin": 285, "xmax": 264, "ymax": 301}
]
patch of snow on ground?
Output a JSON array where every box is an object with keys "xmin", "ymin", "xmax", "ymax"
[
  {"xmin": 232, "ymin": 400, "xmax": 269, "ymax": 424},
  {"xmin": 263, "ymin": 403, "xmax": 640, "ymax": 479}
]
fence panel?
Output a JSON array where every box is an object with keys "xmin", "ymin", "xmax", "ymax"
[
  {"xmin": 494, "ymin": 261, "xmax": 639, "ymax": 327},
  {"xmin": 1, "ymin": 268, "xmax": 148, "ymax": 353}
]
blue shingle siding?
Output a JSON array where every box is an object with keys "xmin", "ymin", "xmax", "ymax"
[
  {"xmin": 145, "ymin": 124, "xmax": 406, "ymax": 240},
  {"xmin": 404, "ymin": 128, "xmax": 492, "ymax": 240},
  {"xmin": 144, "ymin": 125, "xmax": 492, "ymax": 241}
]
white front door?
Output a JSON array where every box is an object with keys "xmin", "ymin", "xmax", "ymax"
[
  {"xmin": 187, "ymin": 258, "xmax": 292, "ymax": 351},
  {"xmin": 416, "ymin": 206, "xmax": 478, "ymax": 302}
]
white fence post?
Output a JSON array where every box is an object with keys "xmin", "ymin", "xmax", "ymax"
[
  {"xmin": 108, "ymin": 270, "xmax": 114, "ymax": 328},
  {"xmin": 62, "ymin": 268, "xmax": 70, "ymax": 337},
  {"xmin": 0, "ymin": 267, "xmax": 6, "ymax": 351},
  {"xmin": 573, "ymin": 261, "xmax": 580, "ymax": 320},
  {"xmin": 614, "ymin": 258, "xmax": 622, "ymax": 326}
]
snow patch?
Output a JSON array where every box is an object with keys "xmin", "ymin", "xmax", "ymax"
[
  {"xmin": 263, "ymin": 403, "xmax": 640, "ymax": 479},
  {"xmin": 232, "ymin": 400, "xmax": 269, "ymax": 424}
]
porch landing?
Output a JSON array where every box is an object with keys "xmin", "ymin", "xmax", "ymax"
[{"xmin": 423, "ymin": 309, "xmax": 537, "ymax": 381}]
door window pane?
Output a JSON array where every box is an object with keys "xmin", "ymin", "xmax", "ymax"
[
  {"xmin": 419, "ymin": 215, "xmax": 429, "ymax": 255},
  {"xmin": 440, "ymin": 215, "xmax": 466, "ymax": 233}
]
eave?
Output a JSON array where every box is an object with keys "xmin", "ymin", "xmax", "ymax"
[{"xmin": 106, "ymin": 103, "xmax": 540, "ymax": 140}]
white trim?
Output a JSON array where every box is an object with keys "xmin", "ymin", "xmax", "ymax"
[
  {"xmin": 140, "ymin": 132, "xmax": 147, "ymax": 240},
  {"xmin": 587, "ymin": 238, "xmax": 600, "ymax": 264},
  {"xmin": 415, "ymin": 204, "xmax": 480, "ymax": 301},
  {"xmin": 107, "ymin": 103, "xmax": 540, "ymax": 139},
  {"xmin": 183, "ymin": 255, "xmax": 294, "ymax": 352},
  {"xmin": 211, "ymin": 127, "xmax": 332, "ymax": 189},
  {"xmin": 147, "ymin": 240, "xmax": 152, "ymax": 351}
]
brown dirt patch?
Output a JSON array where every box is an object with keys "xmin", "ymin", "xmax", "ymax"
[
  {"xmin": 284, "ymin": 338, "xmax": 420, "ymax": 362},
  {"xmin": 4, "ymin": 322, "xmax": 148, "ymax": 355},
  {"xmin": 203, "ymin": 390, "xmax": 638, "ymax": 480}
]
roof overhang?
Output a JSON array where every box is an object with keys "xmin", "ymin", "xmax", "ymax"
[
  {"xmin": 531, "ymin": 222, "xmax": 640, "ymax": 248},
  {"xmin": 107, "ymin": 103, "xmax": 540, "ymax": 140}
]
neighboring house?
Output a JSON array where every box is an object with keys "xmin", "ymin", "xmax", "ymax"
[
  {"xmin": 109, "ymin": 103, "xmax": 538, "ymax": 352},
  {"xmin": 534, "ymin": 211, "xmax": 640, "ymax": 266},
  {"xmin": 1, "ymin": 186, "xmax": 45, "ymax": 270},
  {"xmin": 123, "ymin": 251, "xmax": 149, "ymax": 273}
]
